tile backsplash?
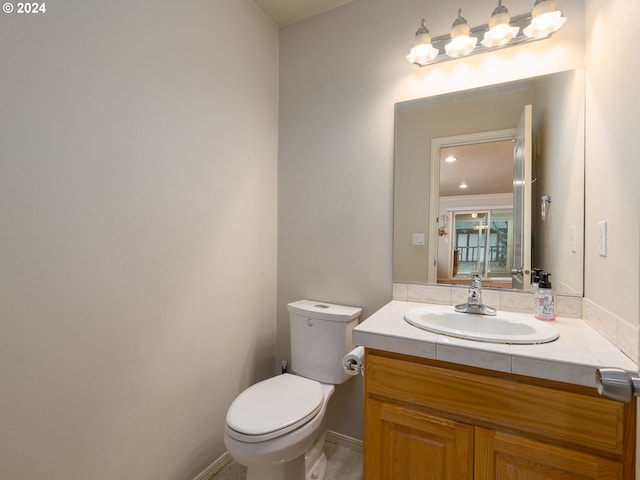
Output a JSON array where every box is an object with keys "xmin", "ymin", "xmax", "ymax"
[
  {"xmin": 582, "ymin": 298, "xmax": 639, "ymax": 363},
  {"xmin": 392, "ymin": 283, "xmax": 637, "ymax": 362}
]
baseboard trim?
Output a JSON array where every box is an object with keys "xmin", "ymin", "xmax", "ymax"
[
  {"xmin": 192, "ymin": 450, "xmax": 233, "ymax": 480},
  {"xmin": 192, "ymin": 430, "xmax": 362, "ymax": 480},
  {"xmin": 325, "ymin": 430, "xmax": 363, "ymax": 453}
]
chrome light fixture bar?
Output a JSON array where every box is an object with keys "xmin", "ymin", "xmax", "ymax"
[{"xmin": 406, "ymin": 0, "xmax": 567, "ymax": 67}]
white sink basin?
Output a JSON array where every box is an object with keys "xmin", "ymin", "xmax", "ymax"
[{"xmin": 404, "ymin": 305, "xmax": 559, "ymax": 344}]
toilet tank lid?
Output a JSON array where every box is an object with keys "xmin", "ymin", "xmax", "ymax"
[{"xmin": 287, "ymin": 299, "xmax": 362, "ymax": 322}]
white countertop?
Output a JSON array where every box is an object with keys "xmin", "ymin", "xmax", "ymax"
[{"xmin": 353, "ymin": 300, "xmax": 638, "ymax": 388}]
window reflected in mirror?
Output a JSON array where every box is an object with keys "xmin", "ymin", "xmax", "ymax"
[{"xmin": 444, "ymin": 210, "xmax": 513, "ymax": 289}]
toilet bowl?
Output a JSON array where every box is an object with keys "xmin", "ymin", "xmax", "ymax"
[
  {"xmin": 224, "ymin": 374, "xmax": 335, "ymax": 480},
  {"xmin": 223, "ymin": 300, "xmax": 362, "ymax": 480}
]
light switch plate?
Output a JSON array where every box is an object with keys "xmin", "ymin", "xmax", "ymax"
[
  {"xmin": 598, "ymin": 221, "xmax": 607, "ymax": 256},
  {"xmin": 412, "ymin": 233, "xmax": 425, "ymax": 246}
]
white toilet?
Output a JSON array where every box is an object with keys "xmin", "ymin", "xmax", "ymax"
[{"xmin": 224, "ymin": 299, "xmax": 362, "ymax": 480}]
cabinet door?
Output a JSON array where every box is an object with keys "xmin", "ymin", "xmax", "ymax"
[
  {"xmin": 475, "ymin": 427, "xmax": 623, "ymax": 480},
  {"xmin": 364, "ymin": 398, "xmax": 473, "ymax": 480}
]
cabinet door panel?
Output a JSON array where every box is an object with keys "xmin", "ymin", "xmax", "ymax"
[
  {"xmin": 368, "ymin": 399, "xmax": 473, "ymax": 480},
  {"xmin": 475, "ymin": 427, "xmax": 623, "ymax": 480}
]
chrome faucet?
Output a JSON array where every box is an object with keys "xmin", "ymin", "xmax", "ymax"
[{"xmin": 455, "ymin": 273, "xmax": 497, "ymax": 315}]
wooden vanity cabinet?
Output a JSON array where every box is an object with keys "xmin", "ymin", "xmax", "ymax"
[{"xmin": 363, "ymin": 349, "xmax": 636, "ymax": 479}]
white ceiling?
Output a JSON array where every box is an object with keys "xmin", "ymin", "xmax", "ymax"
[
  {"xmin": 439, "ymin": 140, "xmax": 515, "ymax": 197},
  {"xmin": 253, "ymin": 0, "xmax": 356, "ymax": 27}
]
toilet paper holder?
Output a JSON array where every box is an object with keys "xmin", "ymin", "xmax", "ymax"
[
  {"xmin": 345, "ymin": 358, "xmax": 363, "ymax": 375},
  {"xmin": 343, "ymin": 346, "xmax": 365, "ymax": 376}
]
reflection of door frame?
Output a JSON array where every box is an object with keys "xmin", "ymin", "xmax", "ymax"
[
  {"xmin": 429, "ymin": 129, "xmax": 516, "ymax": 284},
  {"xmin": 512, "ymin": 105, "xmax": 533, "ymax": 290}
]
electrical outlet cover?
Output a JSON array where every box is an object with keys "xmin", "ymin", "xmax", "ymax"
[{"xmin": 598, "ymin": 221, "xmax": 607, "ymax": 256}]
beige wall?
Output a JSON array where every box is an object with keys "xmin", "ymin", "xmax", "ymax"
[
  {"xmin": 0, "ymin": 1, "xmax": 278, "ymax": 479},
  {"xmin": 585, "ymin": 0, "xmax": 640, "ymax": 333},
  {"xmin": 584, "ymin": 1, "xmax": 640, "ymax": 471},
  {"xmin": 278, "ymin": 0, "xmax": 586, "ymax": 440}
]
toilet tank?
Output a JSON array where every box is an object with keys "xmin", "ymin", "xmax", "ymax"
[{"xmin": 288, "ymin": 300, "xmax": 362, "ymax": 385}]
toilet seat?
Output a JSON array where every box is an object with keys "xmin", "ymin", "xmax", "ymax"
[{"xmin": 225, "ymin": 373, "xmax": 324, "ymax": 443}]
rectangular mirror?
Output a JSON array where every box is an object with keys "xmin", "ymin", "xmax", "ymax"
[{"xmin": 394, "ymin": 69, "xmax": 584, "ymax": 295}]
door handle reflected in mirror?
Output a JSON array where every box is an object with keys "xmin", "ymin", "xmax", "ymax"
[{"xmin": 511, "ymin": 269, "xmax": 530, "ymax": 275}]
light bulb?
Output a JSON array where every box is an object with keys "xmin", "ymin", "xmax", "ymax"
[
  {"xmin": 445, "ymin": 9, "xmax": 477, "ymax": 58},
  {"xmin": 523, "ymin": 0, "xmax": 566, "ymax": 39},
  {"xmin": 406, "ymin": 19, "xmax": 439, "ymax": 65},
  {"xmin": 481, "ymin": 1, "xmax": 520, "ymax": 48}
]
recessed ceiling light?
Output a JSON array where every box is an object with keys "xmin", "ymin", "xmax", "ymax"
[{"xmin": 459, "ymin": 182, "xmax": 468, "ymax": 189}]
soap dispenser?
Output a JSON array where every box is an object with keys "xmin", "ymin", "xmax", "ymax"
[
  {"xmin": 531, "ymin": 268, "xmax": 543, "ymax": 293},
  {"xmin": 535, "ymin": 272, "xmax": 555, "ymax": 321}
]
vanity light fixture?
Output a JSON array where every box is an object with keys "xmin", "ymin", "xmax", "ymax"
[
  {"xmin": 405, "ymin": 19, "xmax": 439, "ymax": 66},
  {"xmin": 406, "ymin": 0, "xmax": 567, "ymax": 67},
  {"xmin": 481, "ymin": 0, "xmax": 520, "ymax": 48},
  {"xmin": 523, "ymin": 0, "xmax": 567, "ymax": 39},
  {"xmin": 445, "ymin": 9, "xmax": 477, "ymax": 58}
]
